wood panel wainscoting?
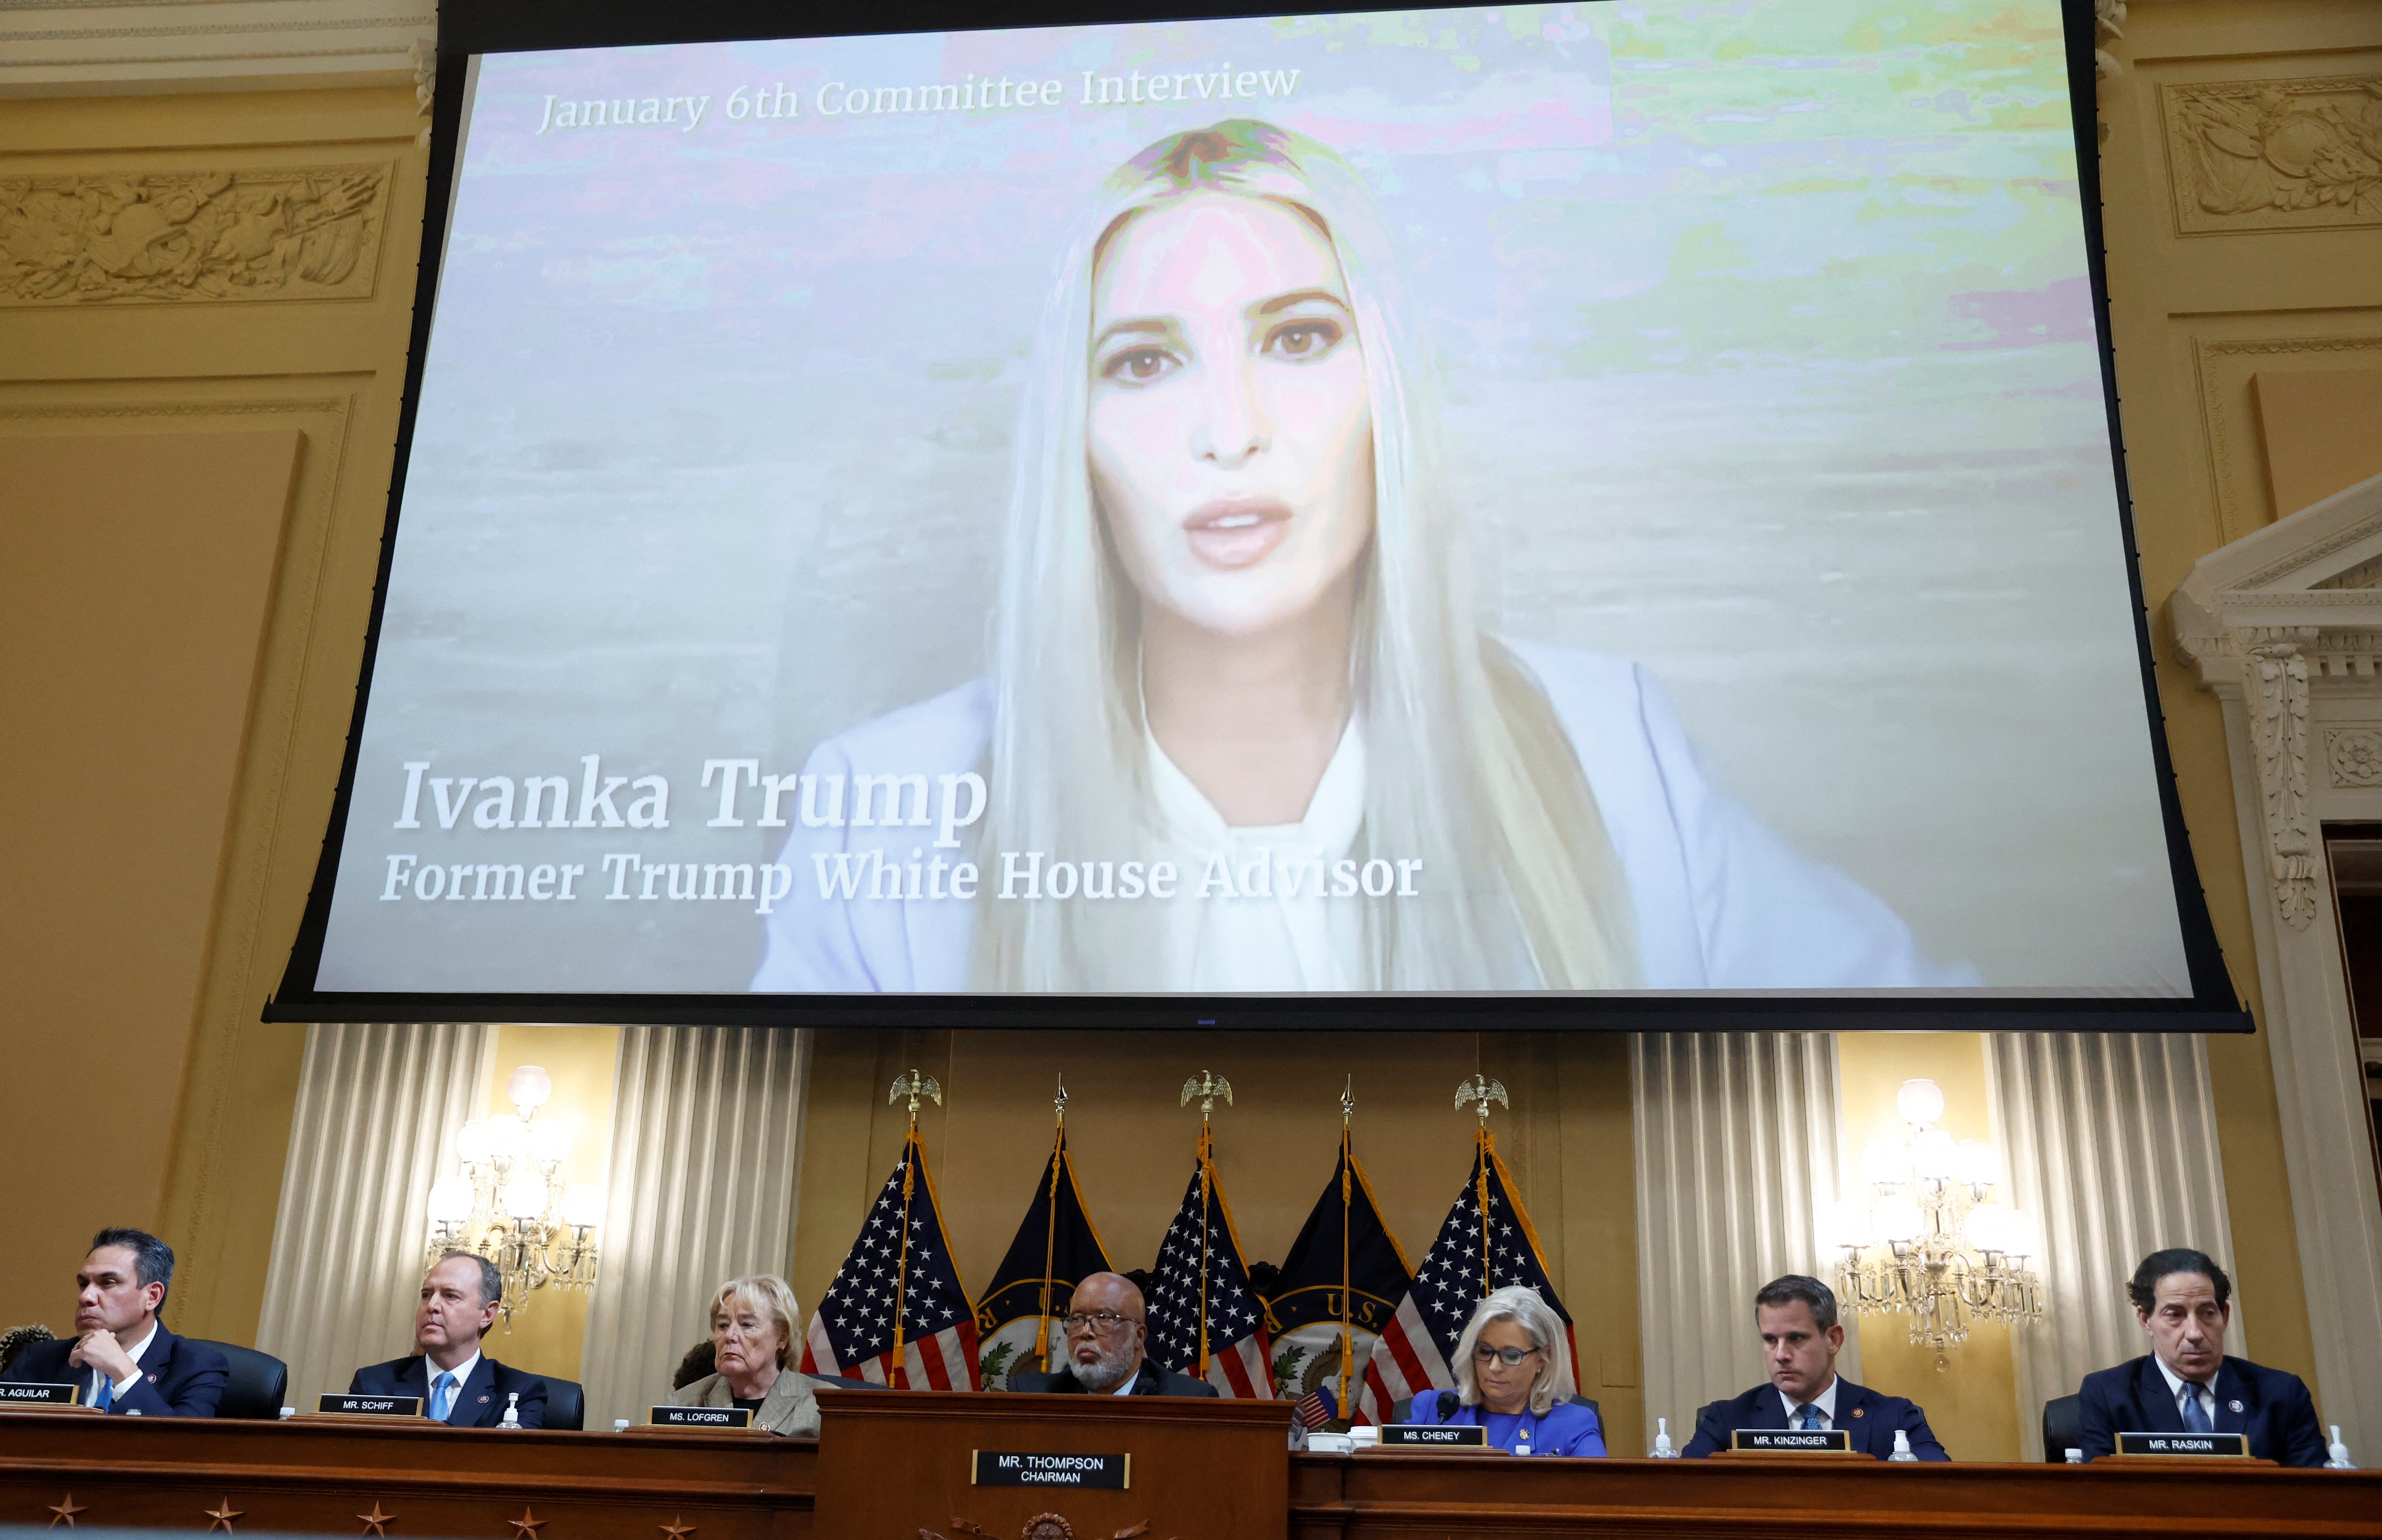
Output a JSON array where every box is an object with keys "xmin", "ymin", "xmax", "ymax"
[{"xmin": 2, "ymin": 1410, "xmax": 2380, "ymax": 1539}]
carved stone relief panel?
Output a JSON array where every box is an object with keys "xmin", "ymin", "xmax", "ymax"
[
  {"xmin": 0, "ymin": 164, "xmax": 390, "ymax": 306},
  {"xmin": 2163, "ymin": 75, "xmax": 2382, "ymax": 236}
]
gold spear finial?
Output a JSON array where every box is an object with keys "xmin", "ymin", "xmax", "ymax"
[
  {"xmin": 1180, "ymin": 1070, "xmax": 1233, "ymax": 1124},
  {"xmin": 889, "ymin": 1069, "xmax": 943, "ymax": 1126},
  {"xmin": 1340, "ymin": 1074, "xmax": 1356, "ymax": 1126},
  {"xmin": 1053, "ymin": 1073, "xmax": 1069, "ymax": 1127},
  {"xmin": 1454, "ymin": 1073, "xmax": 1507, "ymax": 1126}
]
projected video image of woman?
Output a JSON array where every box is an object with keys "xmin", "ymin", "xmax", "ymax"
[{"xmin": 751, "ymin": 121, "xmax": 1967, "ymax": 995}]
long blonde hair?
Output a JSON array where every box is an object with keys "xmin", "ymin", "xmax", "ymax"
[{"xmin": 975, "ymin": 120, "xmax": 1632, "ymax": 992}]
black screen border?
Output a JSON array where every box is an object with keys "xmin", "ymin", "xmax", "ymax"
[{"xmin": 265, "ymin": 0, "xmax": 2252, "ymax": 1032}]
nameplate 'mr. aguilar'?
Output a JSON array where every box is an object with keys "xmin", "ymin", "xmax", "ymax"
[
  {"xmin": 1732, "ymin": 1429, "xmax": 1853, "ymax": 1452},
  {"xmin": 0, "ymin": 1383, "xmax": 80, "ymax": 1408},
  {"xmin": 317, "ymin": 1394, "xmax": 423, "ymax": 1417},
  {"xmin": 650, "ymin": 1405, "xmax": 754, "ymax": 1429},
  {"xmin": 1378, "ymin": 1424, "xmax": 1489, "ymax": 1449},
  {"xmin": 2116, "ymin": 1431, "xmax": 2250, "ymax": 1457},
  {"xmin": 971, "ymin": 1451, "xmax": 1130, "ymax": 1489}
]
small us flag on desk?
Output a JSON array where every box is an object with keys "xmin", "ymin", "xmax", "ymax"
[
  {"xmin": 801, "ymin": 1128, "xmax": 981, "ymax": 1390},
  {"xmin": 1354, "ymin": 1128, "xmax": 1575, "ymax": 1425},
  {"xmin": 1146, "ymin": 1127, "xmax": 1274, "ymax": 1398}
]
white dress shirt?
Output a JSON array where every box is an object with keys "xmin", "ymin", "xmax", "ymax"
[
  {"xmin": 423, "ymin": 1349, "xmax": 482, "ymax": 1419},
  {"xmin": 89, "ymin": 1323, "xmax": 157, "ymax": 1405},
  {"xmin": 1780, "ymin": 1374, "xmax": 1841, "ymax": 1431},
  {"xmin": 2155, "ymin": 1356, "xmax": 2217, "ymax": 1426}
]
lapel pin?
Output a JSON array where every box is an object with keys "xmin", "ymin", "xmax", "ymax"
[
  {"xmin": 2228, "ymin": 1400, "xmax": 2243, "ymax": 1414},
  {"xmin": 479, "ymin": 1394, "xmax": 491, "ymax": 1403},
  {"xmin": 1852, "ymin": 1408, "xmax": 1864, "ymax": 1418}
]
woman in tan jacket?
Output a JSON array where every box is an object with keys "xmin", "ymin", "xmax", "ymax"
[{"xmin": 666, "ymin": 1275, "xmax": 819, "ymax": 1436}]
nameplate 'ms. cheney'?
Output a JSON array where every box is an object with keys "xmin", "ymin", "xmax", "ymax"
[{"xmin": 1378, "ymin": 1424, "xmax": 1489, "ymax": 1450}]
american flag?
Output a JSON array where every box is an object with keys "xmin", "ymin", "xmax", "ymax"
[
  {"xmin": 1145, "ymin": 1128, "xmax": 1273, "ymax": 1399},
  {"xmin": 801, "ymin": 1128, "xmax": 980, "ymax": 1391},
  {"xmin": 1354, "ymin": 1128, "xmax": 1575, "ymax": 1425}
]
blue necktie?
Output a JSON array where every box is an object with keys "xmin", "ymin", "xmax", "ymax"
[
  {"xmin": 2181, "ymin": 1384, "xmax": 2212, "ymax": 1434},
  {"xmin": 91, "ymin": 1376, "xmax": 114, "ymax": 1413},
  {"xmin": 430, "ymin": 1372, "xmax": 457, "ymax": 1423},
  {"xmin": 1797, "ymin": 1403, "xmax": 1821, "ymax": 1431}
]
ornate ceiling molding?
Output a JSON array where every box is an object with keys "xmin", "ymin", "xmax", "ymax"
[{"xmin": 0, "ymin": 0, "xmax": 434, "ymax": 96}]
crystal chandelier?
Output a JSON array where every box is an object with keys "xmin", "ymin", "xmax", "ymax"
[
  {"xmin": 424, "ymin": 1065, "xmax": 603, "ymax": 1319},
  {"xmin": 1829, "ymin": 1077, "xmax": 2044, "ymax": 1356}
]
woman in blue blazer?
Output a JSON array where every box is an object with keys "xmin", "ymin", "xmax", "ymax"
[{"xmin": 1400, "ymin": 1286, "xmax": 1606, "ymax": 1457}]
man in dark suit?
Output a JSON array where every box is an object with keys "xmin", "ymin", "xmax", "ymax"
[
  {"xmin": 349, "ymin": 1251, "xmax": 548, "ymax": 1427},
  {"xmin": 0, "ymin": 1228, "xmax": 228, "ymax": 1417},
  {"xmin": 2076, "ymin": 1247, "xmax": 2325, "ymax": 1466},
  {"xmin": 1682, "ymin": 1274, "xmax": 1949, "ymax": 1460},
  {"xmin": 1002, "ymin": 1272, "xmax": 1219, "ymax": 1398}
]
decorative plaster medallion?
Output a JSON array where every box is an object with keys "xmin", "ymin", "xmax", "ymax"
[
  {"xmin": 2327, "ymin": 728, "xmax": 2382, "ymax": 787},
  {"xmin": 0, "ymin": 165, "xmax": 389, "ymax": 306}
]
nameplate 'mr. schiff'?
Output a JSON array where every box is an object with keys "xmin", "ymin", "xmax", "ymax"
[{"xmin": 318, "ymin": 1393, "xmax": 424, "ymax": 1417}]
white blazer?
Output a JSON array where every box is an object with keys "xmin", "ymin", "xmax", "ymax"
[{"xmin": 750, "ymin": 644, "xmax": 1972, "ymax": 993}]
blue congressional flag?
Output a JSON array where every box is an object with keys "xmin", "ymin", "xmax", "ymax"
[
  {"xmin": 1354, "ymin": 1127, "xmax": 1574, "ymax": 1425},
  {"xmin": 1268, "ymin": 1126, "xmax": 1412, "ymax": 1423},
  {"xmin": 973, "ymin": 1126, "xmax": 1115, "ymax": 1387},
  {"xmin": 1146, "ymin": 1127, "xmax": 1273, "ymax": 1398},
  {"xmin": 802, "ymin": 1127, "xmax": 980, "ymax": 1390}
]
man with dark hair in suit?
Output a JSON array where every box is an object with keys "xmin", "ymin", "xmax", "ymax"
[
  {"xmin": 349, "ymin": 1251, "xmax": 548, "ymax": 1427},
  {"xmin": 1682, "ymin": 1274, "xmax": 1949, "ymax": 1460},
  {"xmin": 1002, "ymin": 1272, "xmax": 1219, "ymax": 1398},
  {"xmin": 2076, "ymin": 1247, "xmax": 2325, "ymax": 1466},
  {"xmin": 0, "ymin": 1227, "xmax": 229, "ymax": 1416}
]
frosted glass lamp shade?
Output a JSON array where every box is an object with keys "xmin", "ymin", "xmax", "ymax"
[
  {"xmin": 1956, "ymin": 1139, "xmax": 1999, "ymax": 1187},
  {"xmin": 2001, "ymin": 1209, "xmax": 2038, "ymax": 1258},
  {"xmin": 1827, "ymin": 1199, "xmax": 1874, "ymax": 1250},
  {"xmin": 1860, "ymin": 1137, "xmax": 1911, "ymax": 1186},
  {"xmin": 500, "ymin": 1174, "xmax": 547, "ymax": 1221},
  {"xmin": 530, "ymin": 1120, "xmax": 573, "ymax": 1165},
  {"xmin": 1877, "ymin": 1197, "xmax": 1925, "ymax": 1243},
  {"xmin": 507, "ymin": 1065, "xmax": 554, "ymax": 1112},
  {"xmin": 1965, "ymin": 1202, "xmax": 2013, "ymax": 1253},
  {"xmin": 1896, "ymin": 1078, "xmax": 1946, "ymax": 1127},
  {"xmin": 1911, "ymin": 1128, "xmax": 1959, "ymax": 1180},
  {"xmin": 426, "ymin": 1176, "xmax": 473, "ymax": 1225},
  {"xmin": 560, "ymin": 1184, "xmax": 605, "ymax": 1228},
  {"xmin": 455, "ymin": 1120, "xmax": 491, "ymax": 1165},
  {"xmin": 485, "ymin": 1114, "xmax": 529, "ymax": 1161}
]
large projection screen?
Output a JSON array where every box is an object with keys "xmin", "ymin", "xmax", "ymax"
[{"xmin": 270, "ymin": 0, "xmax": 2246, "ymax": 1029}]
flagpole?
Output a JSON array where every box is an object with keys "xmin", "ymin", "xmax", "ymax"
[
  {"xmin": 1455, "ymin": 1073, "xmax": 1507, "ymax": 1298},
  {"xmin": 1036, "ymin": 1074, "xmax": 1067, "ymax": 1372},
  {"xmin": 1180, "ymin": 1070, "xmax": 1233, "ymax": 1383},
  {"xmin": 887, "ymin": 1069, "xmax": 944, "ymax": 1388},
  {"xmin": 1338, "ymin": 1075, "xmax": 1355, "ymax": 1418}
]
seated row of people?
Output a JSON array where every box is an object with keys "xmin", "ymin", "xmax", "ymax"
[{"xmin": 0, "ymin": 1230, "xmax": 2329, "ymax": 1468}]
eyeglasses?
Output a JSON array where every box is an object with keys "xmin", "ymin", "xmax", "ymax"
[
  {"xmin": 1061, "ymin": 1311, "xmax": 1143, "ymax": 1335},
  {"xmin": 1472, "ymin": 1345, "xmax": 1544, "ymax": 1368}
]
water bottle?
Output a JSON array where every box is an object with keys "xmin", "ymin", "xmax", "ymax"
[
  {"xmin": 499, "ymin": 1391, "xmax": 522, "ymax": 1430},
  {"xmin": 2327, "ymin": 1425, "xmax": 2357, "ymax": 1469},
  {"xmin": 1649, "ymin": 1416, "xmax": 1679, "ymax": 1458},
  {"xmin": 2064, "ymin": 1448, "xmax": 2084, "ymax": 1464},
  {"xmin": 612, "ymin": 1418, "xmax": 632, "ymax": 1434},
  {"xmin": 1888, "ymin": 1429, "xmax": 1917, "ymax": 1462}
]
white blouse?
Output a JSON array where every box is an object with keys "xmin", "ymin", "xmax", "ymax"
[{"xmin": 1143, "ymin": 717, "xmax": 1366, "ymax": 993}]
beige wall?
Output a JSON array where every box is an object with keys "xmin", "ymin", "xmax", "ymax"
[{"xmin": 0, "ymin": 81, "xmax": 431, "ymax": 1343}]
